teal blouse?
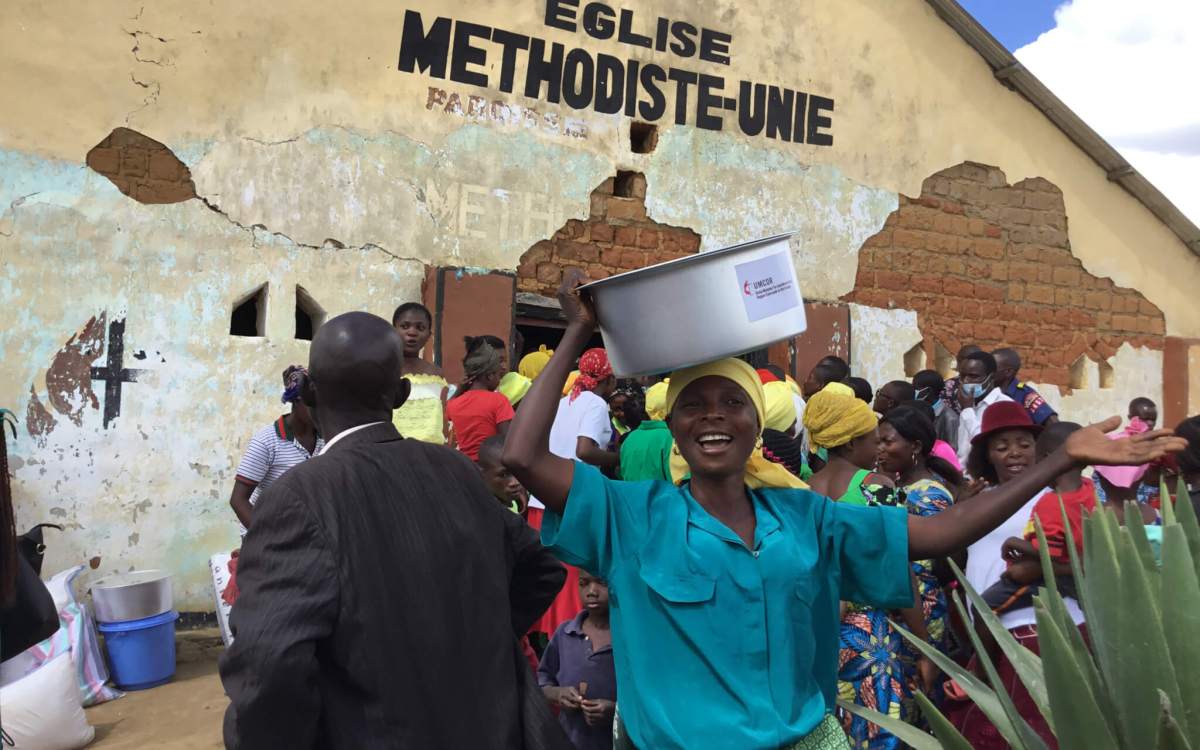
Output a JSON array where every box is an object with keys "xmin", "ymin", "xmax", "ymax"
[{"xmin": 542, "ymin": 462, "xmax": 911, "ymax": 750}]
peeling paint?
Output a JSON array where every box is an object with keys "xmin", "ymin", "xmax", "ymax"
[
  {"xmin": 643, "ymin": 128, "xmax": 898, "ymax": 302},
  {"xmin": 45, "ymin": 314, "xmax": 105, "ymax": 425},
  {"xmin": 848, "ymin": 304, "xmax": 922, "ymax": 391}
]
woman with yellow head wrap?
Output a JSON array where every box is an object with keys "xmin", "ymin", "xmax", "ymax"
[
  {"xmin": 643, "ymin": 380, "xmax": 669, "ymax": 422},
  {"xmin": 663, "ymin": 359, "xmax": 806, "ymax": 489},
  {"xmin": 803, "ymin": 383, "xmax": 917, "ymax": 748},
  {"xmin": 504, "ymin": 270, "xmax": 1166, "ymax": 750},
  {"xmin": 760, "ymin": 380, "xmax": 807, "ymax": 479},
  {"xmin": 518, "ymin": 344, "xmax": 554, "ymax": 380}
]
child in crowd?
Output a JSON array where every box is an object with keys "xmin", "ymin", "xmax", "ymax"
[
  {"xmin": 476, "ymin": 435, "xmax": 541, "ymax": 672},
  {"xmin": 446, "ymin": 337, "xmax": 514, "ymax": 460},
  {"xmin": 538, "ymin": 571, "xmax": 616, "ymax": 750},
  {"xmin": 1129, "ymin": 396, "xmax": 1158, "ymax": 429},
  {"xmin": 477, "ymin": 435, "xmax": 528, "ymax": 514},
  {"xmin": 982, "ymin": 422, "xmax": 1095, "ymax": 614}
]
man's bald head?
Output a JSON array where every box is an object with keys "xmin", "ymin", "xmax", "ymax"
[{"xmin": 305, "ymin": 312, "xmax": 409, "ymax": 424}]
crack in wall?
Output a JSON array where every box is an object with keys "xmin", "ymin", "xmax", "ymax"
[
  {"xmin": 195, "ymin": 194, "xmax": 425, "ymax": 266},
  {"xmin": 127, "ymin": 73, "xmax": 161, "ymax": 123},
  {"xmin": 121, "ymin": 7, "xmax": 170, "ymax": 122}
]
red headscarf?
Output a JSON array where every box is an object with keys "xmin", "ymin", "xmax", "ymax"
[{"xmin": 571, "ymin": 348, "xmax": 613, "ymax": 402}]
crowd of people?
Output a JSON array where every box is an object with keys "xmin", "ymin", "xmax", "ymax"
[{"xmin": 216, "ymin": 274, "xmax": 1197, "ymax": 750}]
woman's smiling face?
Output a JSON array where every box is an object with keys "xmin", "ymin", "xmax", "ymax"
[
  {"xmin": 988, "ymin": 428, "xmax": 1037, "ymax": 483},
  {"xmin": 668, "ymin": 376, "xmax": 759, "ymax": 479}
]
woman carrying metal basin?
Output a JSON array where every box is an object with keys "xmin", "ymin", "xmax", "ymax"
[{"xmin": 503, "ymin": 268, "xmax": 1185, "ymax": 750}]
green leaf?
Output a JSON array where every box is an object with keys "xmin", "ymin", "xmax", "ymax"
[
  {"xmin": 1051, "ymin": 513, "xmax": 1109, "ymax": 698},
  {"xmin": 1173, "ymin": 475, "xmax": 1200, "ymax": 584},
  {"xmin": 1154, "ymin": 690, "xmax": 1194, "ymax": 750},
  {"xmin": 1034, "ymin": 598, "xmax": 1119, "ymax": 747},
  {"xmin": 941, "ymin": 591, "xmax": 1049, "ymax": 749},
  {"xmin": 1109, "ymin": 511, "xmax": 1182, "ymax": 747},
  {"xmin": 1125, "ymin": 500, "xmax": 1162, "ymax": 573},
  {"xmin": 1031, "ymin": 515, "xmax": 1115, "ymax": 726},
  {"xmin": 835, "ymin": 700, "xmax": 942, "ymax": 750},
  {"xmin": 1079, "ymin": 509, "xmax": 1125, "ymax": 706},
  {"xmin": 1160, "ymin": 524, "xmax": 1200, "ymax": 739},
  {"xmin": 886, "ymin": 614, "xmax": 1031, "ymax": 747},
  {"xmin": 913, "ymin": 692, "xmax": 973, "ymax": 750},
  {"xmin": 950, "ymin": 558, "xmax": 1052, "ymax": 732}
]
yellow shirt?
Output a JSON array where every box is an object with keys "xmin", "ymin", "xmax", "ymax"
[{"xmin": 392, "ymin": 373, "xmax": 448, "ymax": 444}]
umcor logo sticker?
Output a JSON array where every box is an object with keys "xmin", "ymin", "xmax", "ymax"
[{"xmin": 735, "ymin": 252, "xmax": 801, "ymax": 322}]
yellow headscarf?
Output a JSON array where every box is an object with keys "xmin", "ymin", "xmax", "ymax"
[
  {"xmin": 763, "ymin": 381, "xmax": 798, "ymax": 432},
  {"xmin": 645, "ymin": 380, "xmax": 670, "ymax": 421},
  {"xmin": 562, "ymin": 371, "xmax": 580, "ymax": 397},
  {"xmin": 664, "ymin": 358, "xmax": 807, "ymax": 489},
  {"xmin": 519, "ymin": 345, "xmax": 554, "ymax": 380},
  {"xmin": 802, "ymin": 382, "xmax": 878, "ymax": 450},
  {"xmin": 785, "ymin": 375, "xmax": 802, "ymax": 396},
  {"xmin": 498, "ymin": 371, "xmax": 532, "ymax": 405}
]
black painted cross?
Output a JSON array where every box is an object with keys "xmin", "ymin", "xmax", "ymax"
[{"xmin": 90, "ymin": 318, "xmax": 146, "ymax": 429}]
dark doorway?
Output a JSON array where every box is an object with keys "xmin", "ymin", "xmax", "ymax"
[{"xmin": 516, "ymin": 319, "xmax": 605, "ymax": 361}]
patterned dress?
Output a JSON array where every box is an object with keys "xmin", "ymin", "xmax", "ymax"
[
  {"xmin": 835, "ymin": 474, "xmax": 954, "ymax": 748},
  {"xmin": 899, "ymin": 478, "xmax": 955, "ymax": 708},
  {"xmin": 835, "ymin": 473, "xmax": 914, "ymax": 750}
]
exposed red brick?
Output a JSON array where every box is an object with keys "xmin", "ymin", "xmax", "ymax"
[
  {"xmin": 86, "ymin": 127, "xmax": 196, "ymax": 204},
  {"xmin": 841, "ymin": 161, "xmax": 1164, "ymax": 390},
  {"xmin": 591, "ymin": 223, "xmax": 614, "ymax": 243},
  {"xmin": 606, "ymin": 196, "xmax": 646, "ymax": 221},
  {"xmin": 636, "ymin": 229, "xmax": 659, "ymax": 249},
  {"xmin": 877, "ymin": 271, "xmax": 910, "ymax": 291},
  {"xmin": 943, "ymin": 278, "xmax": 974, "ymax": 297}
]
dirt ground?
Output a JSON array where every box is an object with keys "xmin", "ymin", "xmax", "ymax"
[{"xmin": 86, "ymin": 629, "xmax": 226, "ymax": 749}]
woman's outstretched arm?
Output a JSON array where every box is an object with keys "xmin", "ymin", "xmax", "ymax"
[
  {"xmin": 503, "ymin": 270, "xmax": 595, "ymax": 513},
  {"xmin": 908, "ymin": 418, "xmax": 1186, "ymax": 559}
]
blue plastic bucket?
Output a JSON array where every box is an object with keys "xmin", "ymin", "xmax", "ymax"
[{"xmin": 98, "ymin": 610, "xmax": 179, "ymax": 690}]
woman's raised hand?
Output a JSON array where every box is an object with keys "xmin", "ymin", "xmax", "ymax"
[{"xmin": 558, "ymin": 268, "xmax": 598, "ymax": 330}]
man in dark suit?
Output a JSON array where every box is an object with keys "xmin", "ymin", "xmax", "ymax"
[{"xmin": 220, "ymin": 312, "xmax": 569, "ymax": 749}]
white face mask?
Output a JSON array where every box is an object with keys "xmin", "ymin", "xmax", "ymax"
[{"xmin": 962, "ymin": 375, "xmax": 994, "ymax": 400}]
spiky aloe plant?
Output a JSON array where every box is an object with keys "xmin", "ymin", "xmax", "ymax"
[{"xmin": 839, "ymin": 477, "xmax": 1200, "ymax": 749}]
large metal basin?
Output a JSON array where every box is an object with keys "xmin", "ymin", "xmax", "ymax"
[
  {"xmin": 582, "ymin": 233, "xmax": 807, "ymax": 377},
  {"xmin": 91, "ymin": 569, "xmax": 173, "ymax": 623}
]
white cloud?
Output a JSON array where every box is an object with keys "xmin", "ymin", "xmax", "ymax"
[{"xmin": 1015, "ymin": 0, "xmax": 1200, "ymax": 225}]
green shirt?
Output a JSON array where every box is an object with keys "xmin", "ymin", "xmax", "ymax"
[
  {"xmin": 618, "ymin": 420, "xmax": 673, "ymax": 482},
  {"xmin": 542, "ymin": 462, "xmax": 911, "ymax": 750}
]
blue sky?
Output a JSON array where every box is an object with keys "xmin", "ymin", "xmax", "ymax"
[
  {"xmin": 958, "ymin": 0, "xmax": 1199, "ymax": 224},
  {"xmin": 957, "ymin": 0, "xmax": 1063, "ymax": 51}
]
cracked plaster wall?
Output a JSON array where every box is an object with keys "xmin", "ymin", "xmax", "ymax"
[
  {"xmin": 1, "ymin": 158, "xmax": 421, "ymax": 607},
  {"xmin": 2, "ymin": 0, "xmax": 1199, "ymax": 607}
]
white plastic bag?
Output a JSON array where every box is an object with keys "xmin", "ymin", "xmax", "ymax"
[
  {"xmin": 27, "ymin": 566, "xmax": 122, "ymax": 706},
  {"xmin": 210, "ymin": 553, "xmax": 235, "ymax": 646},
  {"xmin": 0, "ymin": 652, "xmax": 95, "ymax": 749}
]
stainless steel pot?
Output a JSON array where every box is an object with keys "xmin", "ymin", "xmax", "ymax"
[
  {"xmin": 91, "ymin": 569, "xmax": 173, "ymax": 623},
  {"xmin": 582, "ymin": 233, "xmax": 807, "ymax": 377}
]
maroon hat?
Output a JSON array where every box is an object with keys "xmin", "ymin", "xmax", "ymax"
[{"xmin": 971, "ymin": 400, "xmax": 1042, "ymax": 446}]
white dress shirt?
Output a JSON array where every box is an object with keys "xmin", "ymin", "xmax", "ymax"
[
  {"xmin": 956, "ymin": 387, "xmax": 1013, "ymax": 468},
  {"xmin": 319, "ymin": 421, "xmax": 386, "ymax": 455}
]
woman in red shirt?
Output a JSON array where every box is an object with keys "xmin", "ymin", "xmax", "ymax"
[{"xmin": 446, "ymin": 337, "xmax": 514, "ymax": 460}]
